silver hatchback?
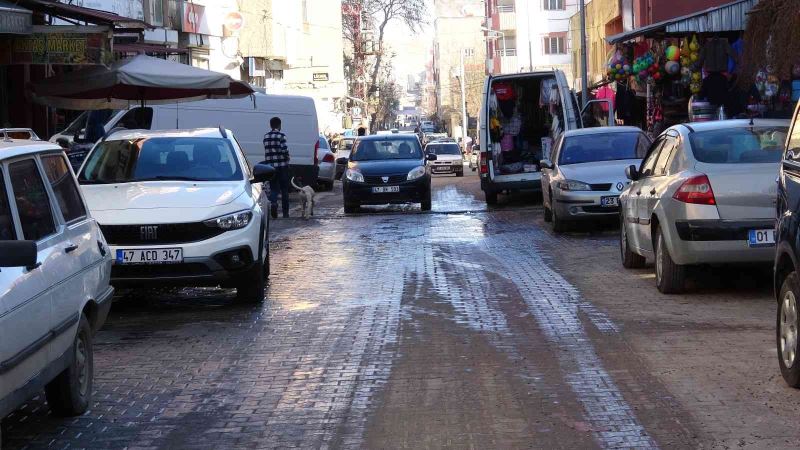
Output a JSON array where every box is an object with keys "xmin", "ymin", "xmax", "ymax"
[{"xmin": 619, "ymin": 119, "xmax": 789, "ymax": 293}]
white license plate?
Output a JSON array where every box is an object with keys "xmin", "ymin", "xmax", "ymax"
[
  {"xmin": 600, "ymin": 196, "xmax": 619, "ymax": 207},
  {"xmin": 748, "ymin": 229, "xmax": 776, "ymax": 247},
  {"xmin": 433, "ymin": 167, "xmax": 451, "ymax": 172},
  {"xmin": 372, "ymin": 186, "xmax": 400, "ymax": 193},
  {"xmin": 116, "ymin": 248, "xmax": 183, "ymax": 265}
]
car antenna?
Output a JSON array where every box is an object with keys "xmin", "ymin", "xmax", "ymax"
[{"xmin": 219, "ymin": 125, "xmax": 227, "ymax": 138}]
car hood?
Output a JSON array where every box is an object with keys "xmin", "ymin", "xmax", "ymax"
[
  {"xmin": 559, "ymin": 159, "xmax": 641, "ymax": 185},
  {"xmin": 82, "ymin": 181, "xmax": 245, "ymax": 211},
  {"xmin": 350, "ymin": 159, "xmax": 425, "ymax": 176}
]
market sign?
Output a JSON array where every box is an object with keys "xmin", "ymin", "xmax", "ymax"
[
  {"xmin": 0, "ymin": 2, "xmax": 32, "ymax": 35},
  {"xmin": 313, "ymin": 72, "xmax": 329, "ymax": 82},
  {"xmin": 0, "ymin": 32, "xmax": 110, "ymax": 65}
]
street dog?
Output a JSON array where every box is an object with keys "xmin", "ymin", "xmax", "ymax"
[{"xmin": 291, "ymin": 177, "xmax": 315, "ymax": 219}]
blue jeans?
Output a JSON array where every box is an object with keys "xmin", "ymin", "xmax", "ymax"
[{"xmin": 269, "ymin": 166, "xmax": 290, "ymax": 217}]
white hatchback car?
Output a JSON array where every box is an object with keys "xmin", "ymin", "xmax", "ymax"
[
  {"xmin": 0, "ymin": 139, "xmax": 113, "ymax": 421},
  {"xmin": 77, "ymin": 128, "xmax": 274, "ymax": 302}
]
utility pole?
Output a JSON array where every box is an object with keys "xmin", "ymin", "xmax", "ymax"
[
  {"xmin": 459, "ymin": 49, "xmax": 468, "ymax": 152},
  {"xmin": 579, "ymin": 0, "xmax": 589, "ymax": 108},
  {"xmin": 527, "ymin": 1, "xmax": 533, "ymax": 71}
]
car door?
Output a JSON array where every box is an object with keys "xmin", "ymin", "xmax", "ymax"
[
  {"xmin": 0, "ymin": 157, "xmax": 65, "ymax": 401},
  {"xmin": 541, "ymin": 135, "xmax": 563, "ymax": 209},
  {"xmin": 628, "ymin": 137, "xmax": 666, "ymax": 252},
  {"xmin": 40, "ymin": 153, "xmax": 104, "ymax": 360},
  {"xmin": 638, "ymin": 134, "xmax": 680, "ymax": 253}
]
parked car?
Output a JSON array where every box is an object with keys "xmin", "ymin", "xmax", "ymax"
[
  {"xmin": 0, "ymin": 139, "xmax": 113, "ymax": 421},
  {"xmin": 317, "ymin": 135, "xmax": 335, "ymax": 191},
  {"xmin": 340, "ymin": 134, "xmax": 436, "ymax": 213},
  {"xmin": 774, "ymin": 104, "xmax": 800, "ymax": 387},
  {"xmin": 540, "ymin": 127, "xmax": 650, "ymax": 232},
  {"xmin": 620, "ymin": 119, "xmax": 788, "ymax": 294},
  {"xmin": 425, "ymin": 141, "xmax": 464, "ymax": 176},
  {"xmin": 333, "ymin": 136, "xmax": 356, "ymax": 179},
  {"xmin": 77, "ymin": 128, "xmax": 274, "ymax": 302},
  {"xmin": 54, "ymin": 93, "xmax": 320, "ymax": 186},
  {"xmin": 469, "ymin": 144, "xmax": 480, "ymax": 171}
]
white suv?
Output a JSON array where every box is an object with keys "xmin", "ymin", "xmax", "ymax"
[
  {"xmin": 77, "ymin": 128, "xmax": 274, "ymax": 302},
  {"xmin": 0, "ymin": 140, "xmax": 113, "ymax": 421}
]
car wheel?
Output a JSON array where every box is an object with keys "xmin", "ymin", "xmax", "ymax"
[
  {"xmin": 543, "ymin": 206, "xmax": 552, "ymax": 222},
  {"xmin": 236, "ymin": 258, "xmax": 266, "ymax": 303},
  {"xmin": 620, "ymin": 215, "xmax": 646, "ymax": 269},
  {"xmin": 778, "ymin": 272, "xmax": 800, "ymax": 387},
  {"xmin": 655, "ymin": 226, "xmax": 685, "ymax": 294},
  {"xmin": 551, "ymin": 204, "xmax": 567, "ymax": 233},
  {"xmin": 344, "ymin": 203, "xmax": 359, "ymax": 214},
  {"xmin": 456, "ymin": 170, "xmax": 464, "ymax": 177},
  {"xmin": 485, "ymin": 190, "xmax": 498, "ymax": 205},
  {"xmin": 421, "ymin": 192, "xmax": 432, "ymax": 211},
  {"xmin": 45, "ymin": 314, "xmax": 93, "ymax": 416}
]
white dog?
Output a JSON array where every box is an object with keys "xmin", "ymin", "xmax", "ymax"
[{"xmin": 291, "ymin": 177, "xmax": 315, "ymax": 219}]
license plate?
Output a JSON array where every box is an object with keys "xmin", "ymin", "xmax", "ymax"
[
  {"xmin": 371, "ymin": 186, "xmax": 400, "ymax": 193},
  {"xmin": 600, "ymin": 196, "xmax": 619, "ymax": 207},
  {"xmin": 433, "ymin": 167, "xmax": 451, "ymax": 172},
  {"xmin": 116, "ymin": 248, "xmax": 183, "ymax": 265},
  {"xmin": 748, "ymin": 229, "xmax": 776, "ymax": 247}
]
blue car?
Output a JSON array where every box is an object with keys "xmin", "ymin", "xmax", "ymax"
[
  {"xmin": 340, "ymin": 135, "xmax": 436, "ymax": 213},
  {"xmin": 775, "ymin": 104, "xmax": 800, "ymax": 387}
]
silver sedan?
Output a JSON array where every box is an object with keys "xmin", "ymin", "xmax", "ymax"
[
  {"xmin": 619, "ymin": 119, "xmax": 789, "ymax": 293},
  {"xmin": 541, "ymin": 126, "xmax": 651, "ymax": 232}
]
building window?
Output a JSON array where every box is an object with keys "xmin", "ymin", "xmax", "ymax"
[
  {"xmin": 543, "ymin": 0, "xmax": 565, "ymax": 10},
  {"xmin": 463, "ymin": 48, "xmax": 475, "ymax": 57},
  {"xmin": 147, "ymin": 0, "xmax": 163, "ymax": 26},
  {"xmin": 543, "ymin": 36, "xmax": 566, "ymax": 55}
]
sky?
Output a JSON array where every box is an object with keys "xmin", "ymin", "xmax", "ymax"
[{"xmin": 382, "ymin": 0, "xmax": 435, "ymax": 87}]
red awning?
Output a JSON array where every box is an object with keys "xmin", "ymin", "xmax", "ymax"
[
  {"xmin": 15, "ymin": 0, "xmax": 150, "ymax": 29},
  {"xmin": 114, "ymin": 43, "xmax": 187, "ymax": 55}
]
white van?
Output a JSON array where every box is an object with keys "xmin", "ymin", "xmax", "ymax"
[
  {"xmin": 478, "ymin": 70, "xmax": 611, "ymax": 204},
  {"xmin": 52, "ymin": 93, "xmax": 321, "ymax": 185}
]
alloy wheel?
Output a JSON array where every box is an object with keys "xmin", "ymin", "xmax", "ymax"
[
  {"xmin": 655, "ymin": 236, "xmax": 663, "ymax": 283},
  {"xmin": 781, "ymin": 290, "xmax": 798, "ymax": 368},
  {"xmin": 76, "ymin": 333, "xmax": 89, "ymax": 397},
  {"xmin": 620, "ymin": 222, "xmax": 628, "ymax": 261}
]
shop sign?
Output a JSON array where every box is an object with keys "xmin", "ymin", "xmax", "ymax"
[
  {"xmin": 0, "ymin": 8, "xmax": 32, "ymax": 35},
  {"xmin": 313, "ymin": 72, "xmax": 329, "ymax": 82},
  {"xmin": 183, "ymin": 3, "xmax": 210, "ymax": 35},
  {"xmin": 0, "ymin": 32, "xmax": 110, "ymax": 65}
]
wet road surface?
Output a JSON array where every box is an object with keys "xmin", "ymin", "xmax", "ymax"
[{"xmin": 2, "ymin": 168, "xmax": 799, "ymax": 449}]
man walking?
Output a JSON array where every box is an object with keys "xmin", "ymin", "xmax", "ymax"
[{"xmin": 264, "ymin": 117, "xmax": 290, "ymax": 218}]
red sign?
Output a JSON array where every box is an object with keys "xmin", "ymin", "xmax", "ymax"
[
  {"xmin": 224, "ymin": 12, "xmax": 244, "ymax": 32},
  {"xmin": 183, "ymin": 3, "xmax": 207, "ymax": 34}
]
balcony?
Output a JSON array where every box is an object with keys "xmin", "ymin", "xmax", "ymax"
[
  {"xmin": 498, "ymin": 8, "xmax": 516, "ymax": 31},
  {"xmin": 496, "ymin": 49, "xmax": 518, "ymax": 74}
]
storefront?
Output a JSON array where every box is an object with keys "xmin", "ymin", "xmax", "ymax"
[{"xmin": 601, "ymin": 0, "xmax": 785, "ymax": 135}]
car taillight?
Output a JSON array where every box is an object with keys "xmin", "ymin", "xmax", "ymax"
[
  {"xmin": 673, "ymin": 174, "xmax": 716, "ymax": 205},
  {"xmin": 479, "ymin": 151, "xmax": 489, "ymax": 174},
  {"xmin": 314, "ymin": 140, "xmax": 320, "ymax": 166},
  {"xmin": 322, "ymin": 153, "xmax": 335, "ymax": 163}
]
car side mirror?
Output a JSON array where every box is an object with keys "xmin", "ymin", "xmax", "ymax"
[
  {"xmin": 539, "ymin": 159, "xmax": 553, "ymax": 170},
  {"xmin": 625, "ymin": 164, "xmax": 640, "ymax": 181},
  {"xmin": 426, "ymin": 153, "xmax": 438, "ymax": 161},
  {"xmin": 56, "ymin": 137, "xmax": 70, "ymax": 149},
  {"xmin": 252, "ymin": 163, "xmax": 275, "ymax": 184},
  {"xmin": 336, "ymin": 157, "xmax": 348, "ymax": 165},
  {"xmin": 0, "ymin": 240, "xmax": 38, "ymax": 269}
]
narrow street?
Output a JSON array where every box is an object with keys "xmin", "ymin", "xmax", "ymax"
[{"xmin": 2, "ymin": 169, "xmax": 796, "ymax": 449}]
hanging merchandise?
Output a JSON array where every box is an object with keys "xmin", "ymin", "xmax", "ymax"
[
  {"xmin": 688, "ymin": 35, "xmax": 702, "ymax": 94},
  {"xmin": 606, "ymin": 49, "xmax": 631, "ymax": 81},
  {"xmin": 633, "ymin": 52, "xmax": 657, "ymax": 83}
]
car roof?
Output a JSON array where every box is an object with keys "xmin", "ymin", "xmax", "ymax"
[
  {"xmin": 676, "ymin": 118, "xmax": 790, "ymax": 133},
  {"xmin": 0, "ymin": 140, "xmax": 63, "ymax": 160},
  {"xmin": 105, "ymin": 128, "xmax": 229, "ymax": 141},
  {"xmin": 356, "ymin": 134, "xmax": 420, "ymax": 142},
  {"xmin": 563, "ymin": 126, "xmax": 643, "ymax": 137}
]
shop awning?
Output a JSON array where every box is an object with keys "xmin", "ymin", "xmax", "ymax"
[
  {"xmin": 0, "ymin": 0, "xmax": 33, "ymax": 34},
  {"xmin": 606, "ymin": 0, "xmax": 759, "ymax": 44},
  {"xmin": 14, "ymin": 0, "xmax": 150, "ymax": 30},
  {"xmin": 114, "ymin": 43, "xmax": 187, "ymax": 55}
]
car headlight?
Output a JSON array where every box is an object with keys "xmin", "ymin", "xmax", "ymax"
[
  {"xmin": 345, "ymin": 168, "xmax": 364, "ymax": 182},
  {"xmin": 556, "ymin": 180, "xmax": 592, "ymax": 191},
  {"xmin": 204, "ymin": 210, "xmax": 253, "ymax": 230},
  {"xmin": 407, "ymin": 166, "xmax": 426, "ymax": 180}
]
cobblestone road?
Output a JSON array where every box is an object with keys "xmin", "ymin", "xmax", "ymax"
[{"xmin": 2, "ymin": 169, "xmax": 799, "ymax": 449}]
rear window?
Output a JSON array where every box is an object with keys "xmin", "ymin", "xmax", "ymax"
[
  {"xmin": 318, "ymin": 137, "xmax": 330, "ymax": 150},
  {"xmin": 427, "ymin": 143, "xmax": 461, "ymax": 155},
  {"xmin": 559, "ymin": 132, "xmax": 649, "ymax": 165},
  {"xmin": 689, "ymin": 127, "xmax": 788, "ymax": 164}
]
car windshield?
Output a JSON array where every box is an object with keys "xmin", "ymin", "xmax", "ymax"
[
  {"xmin": 79, "ymin": 137, "xmax": 244, "ymax": 184},
  {"xmin": 427, "ymin": 143, "xmax": 461, "ymax": 155},
  {"xmin": 350, "ymin": 139, "xmax": 423, "ymax": 161},
  {"xmin": 689, "ymin": 127, "xmax": 788, "ymax": 164},
  {"xmin": 559, "ymin": 132, "xmax": 649, "ymax": 165}
]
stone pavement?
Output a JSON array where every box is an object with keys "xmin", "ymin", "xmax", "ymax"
[{"xmin": 2, "ymin": 170, "xmax": 799, "ymax": 449}]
